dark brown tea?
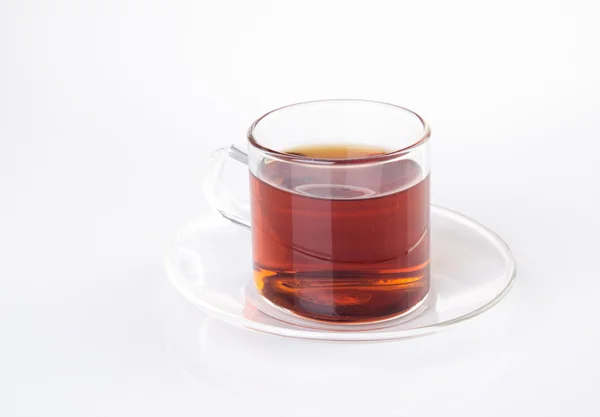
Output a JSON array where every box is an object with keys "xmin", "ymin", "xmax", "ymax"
[{"xmin": 250, "ymin": 145, "xmax": 430, "ymax": 322}]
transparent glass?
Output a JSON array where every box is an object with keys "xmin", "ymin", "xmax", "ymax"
[
  {"xmin": 203, "ymin": 100, "xmax": 432, "ymax": 323},
  {"xmin": 165, "ymin": 205, "xmax": 517, "ymax": 341}
]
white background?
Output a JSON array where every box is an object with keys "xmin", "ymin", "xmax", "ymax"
[{"xmin": 1, "ymin": 0, "xmax": 599, "ymax": 415}]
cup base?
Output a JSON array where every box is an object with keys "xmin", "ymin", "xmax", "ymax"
[{"xmin": 246, "ymin": 283, "xmax": 430, "ymax": 331}]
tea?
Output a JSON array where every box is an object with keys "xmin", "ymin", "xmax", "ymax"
[{"xmin": 250, "ymin": 145, "xmax": 430, "ymax": 322}]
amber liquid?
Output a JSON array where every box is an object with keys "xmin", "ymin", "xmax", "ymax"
[{"xmin": 250, "ymin": 145, "xmax": 430, "ymax": 322}]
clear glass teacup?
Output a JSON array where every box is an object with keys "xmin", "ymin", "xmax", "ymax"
[{"xmin": 203, "ymin": 99, "xmax": 430, "ymax": 323}]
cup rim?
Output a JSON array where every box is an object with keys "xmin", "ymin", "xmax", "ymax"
[{"xmin": 247, "ymin": 99, "xmax": 431, "ymax": 165}]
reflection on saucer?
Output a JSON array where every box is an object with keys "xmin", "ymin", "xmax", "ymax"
[{"xmin": 164, "ymin": 292, "xmax": 517, "ymax": 417}]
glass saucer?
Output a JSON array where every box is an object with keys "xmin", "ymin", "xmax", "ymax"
[{"xmin": 165, "ymin": 204, "xmax": 516, "ymax": 342}]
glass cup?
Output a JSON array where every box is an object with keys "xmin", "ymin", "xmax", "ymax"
[{"xmin": 203, "ymin": 99, "xmax": 431, "ymax": 323}]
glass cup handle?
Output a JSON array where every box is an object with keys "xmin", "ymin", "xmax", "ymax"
[{"xmin": 201, "ymin": 145, "xmax": 251, "ymax": 230}]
